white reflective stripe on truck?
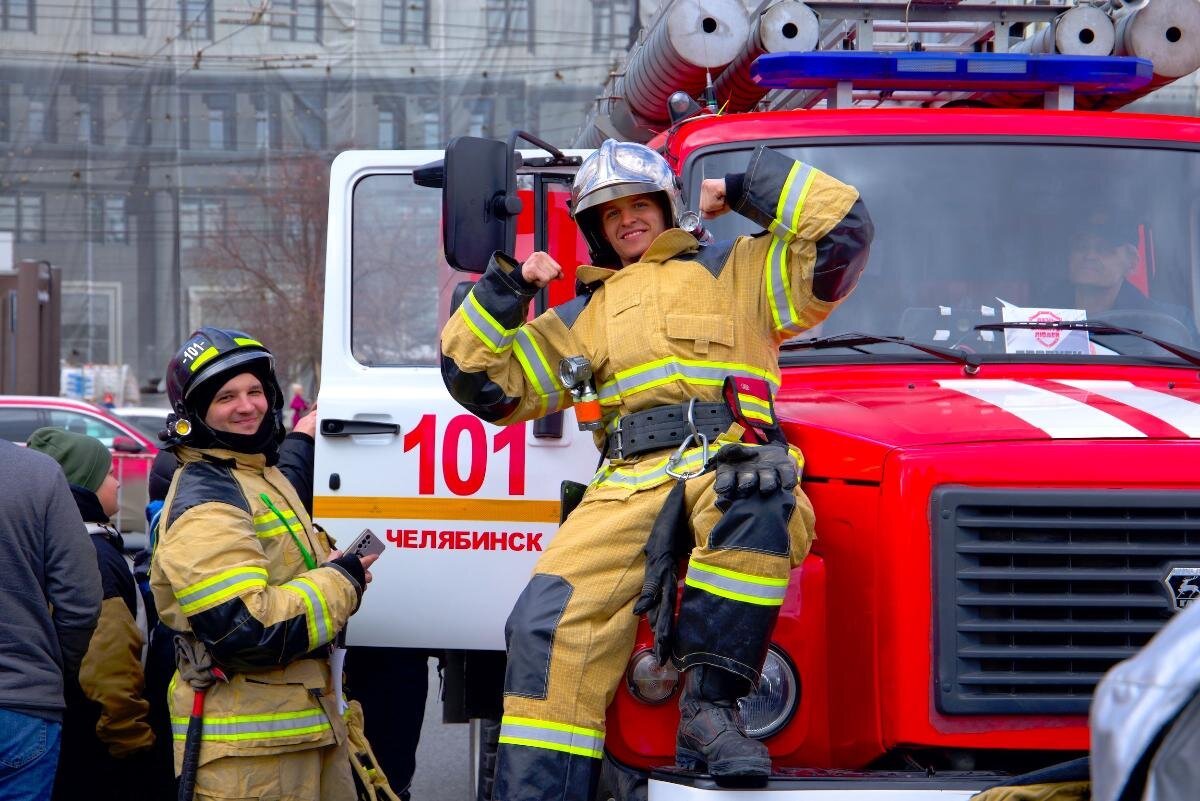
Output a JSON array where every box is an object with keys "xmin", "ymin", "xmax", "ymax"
[{"xmin": 648, "ymin": 781, "xmax": 983, "ymax": 801}]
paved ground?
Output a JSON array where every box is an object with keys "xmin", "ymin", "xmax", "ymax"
[{"xmin": 410, "ymin": 659, "xmax": 472, "ymax": 801}]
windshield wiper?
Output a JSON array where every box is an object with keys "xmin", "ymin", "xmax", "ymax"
[
  {"xmin": 782, "ymin": 331, "xmax": 982, "ymax": 372},
  {"xmin": 974, "ymin": 320, "xmax": 1200, "ymax": 369}
]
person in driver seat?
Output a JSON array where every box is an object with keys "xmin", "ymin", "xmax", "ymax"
[{"xmin": 1066, "ymin": 212, "xmax": 1193, "ymax": 333}]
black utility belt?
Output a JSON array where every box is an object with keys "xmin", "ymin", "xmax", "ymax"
[{"xmin": 606, "ymin": 401, "xmax": 734, "ymax": 461}]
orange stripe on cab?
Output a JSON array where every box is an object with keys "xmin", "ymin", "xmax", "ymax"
[{"xmin": 313, "ymin": 496, "xmax": 560, "ymax": 524}]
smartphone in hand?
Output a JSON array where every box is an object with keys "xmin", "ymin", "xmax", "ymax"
[{"xmin": 344, "ymin": 528, "xmax": 386, "ymax": 560}]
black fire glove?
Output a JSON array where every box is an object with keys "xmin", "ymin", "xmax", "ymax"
[
  {"xmin": 632, "ymin": 479, "xmax": 690, "ymax": 666},
  {"xmin": 633, "ymin": 556, "xmax": 677, "ymax": 667},
  {"xmin": 711, "ymin": 443, "xmax": 798, "ymax": 512}
]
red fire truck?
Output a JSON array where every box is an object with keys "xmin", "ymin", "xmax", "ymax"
[{"xmin": 316, "ymin": 2, "xmax": 1200, "ymax": 799}]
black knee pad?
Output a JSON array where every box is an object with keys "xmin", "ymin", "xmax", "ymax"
[{"xmin": 503, "ymin": 574, "xmax": 574, "ymax": 699}]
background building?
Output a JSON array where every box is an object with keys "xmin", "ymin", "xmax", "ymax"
[{"xmin": 0, "ymin": 0, "xmax": 1195, "ymax": 391}]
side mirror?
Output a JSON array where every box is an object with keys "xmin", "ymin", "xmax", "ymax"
[
  {"xmin": 111, "ymin": 435, "xmax": 145, "ymax": 454},
  {"xmin": 441, "ymin": 136, "xmax": 522, "ymax": 273}
]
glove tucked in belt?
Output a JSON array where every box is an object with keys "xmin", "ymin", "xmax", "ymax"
[{"xmin": 608, "ymin": 402, "xmax": 734, "ymax": 461}]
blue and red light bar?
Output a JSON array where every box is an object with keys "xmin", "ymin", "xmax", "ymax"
[{"xmin": 751, "ymin": 51, "xmax": 1153, "ymax": 94}]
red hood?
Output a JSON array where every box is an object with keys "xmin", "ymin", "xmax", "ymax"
[{"xmin": 776, "ymin": 364, "xmax": 1200, "ymax": 481}]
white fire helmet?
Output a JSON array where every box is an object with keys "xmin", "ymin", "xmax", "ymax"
[{"xmin": 571, "ymin": 140, "xmax": 683, "ymax": 265}]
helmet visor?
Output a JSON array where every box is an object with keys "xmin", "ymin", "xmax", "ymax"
[{"xmin": 574, "ymin": 181, "xmax": 672, "ymax": 218}]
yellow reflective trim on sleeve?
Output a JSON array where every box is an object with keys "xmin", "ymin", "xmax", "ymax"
[
  {"xmin": 778, "ymin": 168, "xmax": 818, "ymax": 325},
  {"xmin": 513, "ymin": 330, "xmax": 561, "ymax": 397},
  {"xmin": 469, "ymin": 293, "xmax": 514, "ymax": 341},
  {"xmin": 790, "ymin": 168, "xmax": 817, "ymax": 233},
  {"xmin": 775, "ymin": 163, "xmax": 800, "ymax": 224},
  {"xmin": 460, "ymin": 292, "xmax": 518, "ymax": 354},
  {"xmin": 189, "ymin": 346, "xmax": 219, "ymax": 372},
  {"xmin": 176, "ymin": 566, "xmax": 269, "ymax": 615},
  {"xmin": 281, "ymin": 583, "xmax": 320, "ymax": 651}
]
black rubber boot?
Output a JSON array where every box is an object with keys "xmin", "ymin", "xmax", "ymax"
[{"xmin": 676, "ymin": 666, "xmax": 770, "ymax": 779}]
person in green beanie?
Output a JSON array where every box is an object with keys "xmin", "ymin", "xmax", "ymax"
[
  {"xmin": 26, "ymin": 426, "xmax": 118, "ymax": 509},
  {"xmin": 25, "ymin": 427, "xmax": 162, "ymax": 801}
]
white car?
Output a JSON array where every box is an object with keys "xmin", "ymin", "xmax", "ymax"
[{"xmin": 111, "ymin": 405, "xmax": 170, "ymax": 442}]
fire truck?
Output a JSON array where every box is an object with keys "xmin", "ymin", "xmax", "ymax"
[{"xmin": 315, "ymin": 0, "xmax": 1200, "ymax": 798}]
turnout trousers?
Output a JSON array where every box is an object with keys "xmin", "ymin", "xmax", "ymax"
[{"xmin": 493, "ymin": 467, "xmax": 814, "ymax": 801}]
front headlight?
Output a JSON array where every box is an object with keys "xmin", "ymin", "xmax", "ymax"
[
  {"xmin": 625, "ymin": 648, "xmax": 680, "ymax": 704},
  {"xmin": 738, "ymin": 646, "xmax": 799, "ymax": 739}
]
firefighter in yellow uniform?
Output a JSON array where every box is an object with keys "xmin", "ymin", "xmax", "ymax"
[
  {"xmin": 440, "ymin": 140, "xmax": 872, "ymax": 801},
  {"xmin": 151, "ymin": 328, "xmax": 377, "ymax": 801}
]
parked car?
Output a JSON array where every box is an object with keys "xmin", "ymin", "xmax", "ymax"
[
  {"xmin": 112, "ymin": 405, "xmax": 170, "ymax": 442},
  {"xmin": 0, "ymin": 395, "xmax": 157, "ymax": 533}
]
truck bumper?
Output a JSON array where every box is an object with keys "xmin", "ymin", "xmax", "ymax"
[{"xmin": 648, "ymin": 769, "xmax": 991, "ymax": 801}]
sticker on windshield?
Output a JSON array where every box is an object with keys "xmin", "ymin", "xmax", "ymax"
[{"xmin": 997, "ymin": 299, "xmax": 1091, "ymax": 355}]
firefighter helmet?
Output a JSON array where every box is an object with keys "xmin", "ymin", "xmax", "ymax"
[
  {"xmin": 162, "ymin": 327, "xmax": 284, "ymax": 448},
  {"xmin": 571, "ymin": 140, "xmax": 682, "ymax": 265}
]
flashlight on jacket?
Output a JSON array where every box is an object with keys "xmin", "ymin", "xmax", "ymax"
[{"xmin": 558, "ymin": 356, "xmax": 603, "ymax": 431}]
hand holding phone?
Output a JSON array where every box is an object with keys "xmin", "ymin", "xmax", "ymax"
[{"xmin": 344, "ymin": 528, "xmax": 386, "ymax": 560}]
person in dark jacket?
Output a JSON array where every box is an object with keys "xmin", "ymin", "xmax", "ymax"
[
  {"xmin": 0, "ymin": 438, "xmax": 101, "ymax": 801},
  {"xmin": 25, "ymin": 427, "xmax": 166, "ymax": 801}
]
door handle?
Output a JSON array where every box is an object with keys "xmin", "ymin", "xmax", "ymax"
[{"xmin": 320, "ymin": 418, "xmax": 400, "ymax": 437}]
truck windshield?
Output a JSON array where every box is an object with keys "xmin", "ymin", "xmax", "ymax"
[{"xmin": 692, "ymin": 142, "xmax": 1200, "ymax": 364}]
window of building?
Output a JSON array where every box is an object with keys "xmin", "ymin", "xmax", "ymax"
[
  {"xmin": 207, "ymin": 107, "xmax": 225, "ymax": 148},
  {"xmin": 486, "ymin": 0, "xmax": 532, "ymax": 49},
  {"xmin": 178, "ymin": 0, "xmax": 212, "ymax": 39},
  {"xmin": 61, "ymin": 283, "xmax": 121, "ymax": 366},
  {"xmin": 180, "ymin": 197, "xmax": 224, "ymax": 249},
  {"xmin": 293, "ymin": 90, "xmax": 325, "ymax": 148},
  {"xmin": 381, "ymin": 0, "xmax": 426, "ymax": 45},
  {"xmin": 2, "ymin": 0, "xmax": 34, "ymax": 31},
  {"xmin": 378, "ymin": 109, "xmax": 396, "ymax": 149},
  {"xmin": 467, "ymin": 98, "xmax": 493, "ymax": 138},
  {"xmin": 419, "ymin": 99, "xmax": 440, "ymax": 148},
  {"xmin": 121, "ymin": 88, "xmax": 151, "ymax": 145},
  {"xmin": 252, "ymin": 93, "xmax": 280, "ymax": 150},
  {"xmin": 27, "ymin": 99, "xmax": 45, "ymax": 139},
  {"xmin": 75, "ymin": 92, "xmax": 103, "ymax": 145},
  {"xmin": 255, "ymin": 107, "xmax": 269, "ymax": 149},
  {"xmin": 93, "ymin": 0, "xmax": 143, "ymax": 34},
  {"xmin": 0, "ymin": 86, "xmax": 8, "ymax": 143},
  {"xmin": 272, "ymin": 0, "xmax": 321, "ymax": 42},
  {"xmin": 592, "ymin": 0, "xmax": 631, "ymax": 52},
  {"xmin": 0, "ymin": 194, "xmax": 42, "ymax": 243},
  {"xmin": 203, "ymin": 94, "xmax": 235, "ymax": 150},
  {"xmin": 89, "ymin": 195, "xmax": 127, "ymax": 244}
]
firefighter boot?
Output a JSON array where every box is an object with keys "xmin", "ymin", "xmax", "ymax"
[{"xmin": 676, "ymin": 666, "xmax": 771, "ymax": 778}]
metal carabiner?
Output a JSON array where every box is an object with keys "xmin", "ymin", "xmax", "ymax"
[{"xmin": 665, "ymin": 398, "xmax": 710, "ymax": 480}]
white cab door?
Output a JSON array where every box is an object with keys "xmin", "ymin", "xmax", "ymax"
[{"xmin": 316, "ymin": 150, "xmax": 597, "ymax": 650}]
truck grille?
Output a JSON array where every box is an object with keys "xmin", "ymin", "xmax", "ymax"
[{"xmin": 933, "ymin": 487, "xmax": 1200, "ymax": 715}]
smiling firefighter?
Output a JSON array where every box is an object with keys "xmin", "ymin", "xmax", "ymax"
[{"xmin": 440, "ymin": 139, "xmax": 873, "ymax": 801}]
